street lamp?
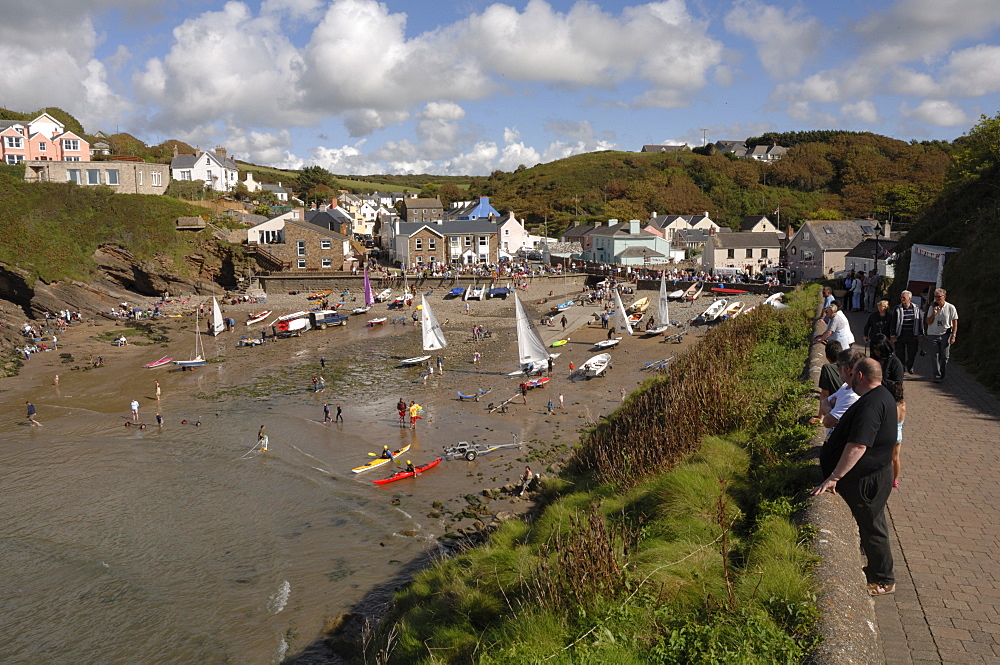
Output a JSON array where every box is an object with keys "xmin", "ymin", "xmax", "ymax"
[{"xmin": 873, "ymin": 222, "xmax": 884, "ymax": 276}]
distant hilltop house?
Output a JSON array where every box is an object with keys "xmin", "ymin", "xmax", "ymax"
[
  {"xmin": 714, "ymin": 140, "xmax": 788, "ymax": 161},
  {"xmin": 640, "ymin": 144, "xmax": 691, "ymax": 153},
  {"xmin": 170, "ymin": 145, "xmax": 239, "ymax": 192},
  {"xmin": 1, "ymin": 112, "xmax": 89, "ymax": 164}
]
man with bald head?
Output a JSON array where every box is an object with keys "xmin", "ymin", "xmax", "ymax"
[{"xmin": 813, "ymin": 357, "xmax": 898, "ymax": 596}]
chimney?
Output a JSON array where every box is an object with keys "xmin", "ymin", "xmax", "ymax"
[
  {"xmin": 608, "ymin": 218, "xmax": 618, "ymax": 227},
  {"xmin": 629, "ymin": 219, "xmax": 640, "ymax": 235},
  {"xmin": 172, "ymin": 145, "xmax": 178, "ymax": 158},
  {"xmin": 215, "ymin": 145, "xmax": 227, "ymax": 159},
  {"xmin": 703, "ymin": 211, "xmax": 709, "ymax": 217}
]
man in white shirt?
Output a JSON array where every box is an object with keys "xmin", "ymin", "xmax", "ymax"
[
  {"xmin": 820, "ymin": 349, "xmax": 865, "ymax": 438},
  {"xmin": 813, "ymin": 303, "xmax": 855, "ymax": 349},
  {"xmin": 924, "ymin": 288, "xmax": 958, "ymax": 382}
]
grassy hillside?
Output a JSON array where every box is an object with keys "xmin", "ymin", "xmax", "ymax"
[
  {"xmin": 0, "ymin": 173, "xmax": 207, "ymax": 282},
  {"xmin": 470, "ymin": 134, "xmax": 950, "ymax": 235}
]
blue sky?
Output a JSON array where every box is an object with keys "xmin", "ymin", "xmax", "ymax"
[{"xmin": 2, "ymin": 0, "xmax": 999, "ymax": 175}]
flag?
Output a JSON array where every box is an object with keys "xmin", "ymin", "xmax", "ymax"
[{"xmin": 773, "ymin": 207, "xmax": 780, "ymax": 215}]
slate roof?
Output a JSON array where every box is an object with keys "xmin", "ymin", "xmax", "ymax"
[
  {"xmin": 262, "ymin": 183, "xmax": 289, "ymax": 195},
  {"xmin": 616, "ymin": 246, "xmax": 665, "ymax": 258},
  {"xmin": 170, "ymin": 150, "xmax": 238, "ymax": 170},
  {"xmin": 587, "ymin": 222, "xmax": 659, "ymax": 238},
  {"xmin": 846, "ymin": 238, "xmax": 899, "ymax": 259},
  {"xmin": 305, "ymin": 208, "xmax": 353, "ymax": 230},
  {"xmin": 395, "ymin": 220, "xmax": 498, "ymax": 237},
  {"xmin": 285, "ymin": 220, "xmax": 350, "ymax": 241},
  {"xmin": 799, "ymin": 220, "xmax": 870, "ymax": 251},
  {"xmin": 676, "ymin": 228, "xmax": 728, "ymax": 244},
  {"xmin": 640, "ymin": 144, "xmax": 689, "ymax": 153},
  {"xmin": 403, "ymin": 198, "xmax": 443, "ymax": 210},
  {"xmin": 649, "ymin": 213, "xmax": 713, "ymax": 230},
  {"xmin": 740, "ymin": 215, "xmax": 772, "ymax": 231},
  {"xmin": 560, "ymin": 224, "xmax": 599, "ymax": 239}
]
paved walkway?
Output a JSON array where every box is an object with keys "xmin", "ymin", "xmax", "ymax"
[{"xmin": 846, "ymin": 311, "xmax": 1000, "ymax": 663}]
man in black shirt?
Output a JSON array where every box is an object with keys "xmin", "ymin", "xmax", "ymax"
[{"xmin": 812, "ymin": 357, "xmax": 897, "ymax": 595}]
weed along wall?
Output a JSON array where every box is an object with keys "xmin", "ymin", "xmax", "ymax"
[{"xmin": 365, "ymin": 290, "xmax": 821, "ymax": 664}]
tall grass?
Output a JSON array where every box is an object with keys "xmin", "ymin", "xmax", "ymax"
[{"xmin": 363, "ymin": 286, "xmax": 821, "ymax": 664}]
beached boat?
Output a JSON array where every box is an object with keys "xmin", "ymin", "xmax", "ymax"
[
  {"xmin": 367, "ymin": 317, "xmax": 388, "ymax": 326},
  {"xmin": 699, "ymin": 299, "xmax": 728, "ymax": 322},
  {"xmin": 144, "ymin": 356, "xmax": 172, "ymax": 369},
  {"xmin": 645, "ymin": 273, "xmax": 673, "ymax": 336},
  {"xmin": 351, "ymin": 443, "xmax": 412, "ymax": 474},
  {"xmin": 371, "ymin": 457, "xmax": 442, "ymax": 485},
  {"xmin": 580, "ymin": 353, "xmax": 612, "ymax": 378},
  {"xmin": 684, "ymin": 282, "xmax": 703, "ymax": 301},
  {"xmin": 245, "ymin": 310, "xmax": 272, "ymax": 326},
  {"xmin": 627, "ymin": 312, "xmax": 643, "ymax": 326},
  {"xmin": 467, "ymin": 285, "xmax": 486, "ymax": 300},
  {"xmin": 594, "ymin": 337, "xmax": 622, "ymax": 349},
  {"xmin": 523, "ymin": 377, "xmax": 551, "ymax": 389},
  {"xmin": 488, "ymin": 286, "xmax": 511, "ymax": 299},
  {"xmin": 307, "ymin": 289, "xmax": 332, "ymax": 300},
  {"xmin": 173, "ymin": 310, "xmax": 207, "ymax": 368},
  {"xmin": 420, "ymin": 295, "xmax": 447, "ymax": 351},
  {"xmin": 668, "ymin": 289, "xmax": 685, "ymax": 300},
  {"xmin": 513, "ymin": 293, "xmax": 559, "ymax": 375},
  {"xmin": 710, "ymin": 287, "xmax": 750, "ymax": 295},
  {"xmin": 628, "ymin": 297, "xmax": 650, "ymax": 313},
  {"xmin": 552, "ymin": 300, "xmax": 575, "ymax": 312},
  {"xmin": 210, "ymin": 297, "xmax": 225, "ymax": 336},
  {"xmin": 351, "ymin": 306, "xmax": 371, "ymax": 315},
  {"xmin": 764, "ymin": 293, "xmax": 789, "ymax": 309},
  {"xmin": 375, "ymin": 288, "xmax": 392, "ymax": 302},
  {"xmin": 448, "ymin": 286, "xmax": 465, "ymax": 298},
  {"xmin": 550, "ymin": 338, "xmax": 569, "ymax": 347},
  {"xmin": 400, "ymin": 354, "xmax": 431, "ymax": 365},
  {"xmin": 722, "ymin": 301, "xmax": 745, "ymax": 319}
]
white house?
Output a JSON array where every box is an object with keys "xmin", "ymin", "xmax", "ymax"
[
  {"xmin": 170, "ymin": 146, "xmax": 239, "ymax": 192},
  {"xmin": 497, "ymin": 212, "xmax": 532, "ymax": 258}
]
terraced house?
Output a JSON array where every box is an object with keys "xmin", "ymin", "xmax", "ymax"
[
  {"xmin": 387, "ymin": 219, "xmax": 499, "ymax": 267},
  {"xmin": 0, "ymin": 113, "xmax": 89, "ymax": 165}
]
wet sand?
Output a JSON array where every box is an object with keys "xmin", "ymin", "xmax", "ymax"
[{"xmin": 0, "ymin": 280, "xmax": 778, "ymax": 661}]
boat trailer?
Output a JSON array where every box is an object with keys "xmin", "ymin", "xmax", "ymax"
[{"xmin": 442, "ymin": 434, "xmax": 521, "ymax": 461}]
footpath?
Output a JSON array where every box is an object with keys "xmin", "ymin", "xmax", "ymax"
[{"xmin": 843, "ymin": 310, "xmax": 1000, "ymax": 664}]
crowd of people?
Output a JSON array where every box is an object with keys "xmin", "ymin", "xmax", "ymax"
[{"xmin": 812, "ymin": 284, "xmax": 958, "ymax": 598}]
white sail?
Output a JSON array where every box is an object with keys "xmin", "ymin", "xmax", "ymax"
[
  {"xmin": 515, "ymin": 293, "xmax": 550, "ymax": 368},
  {"xmin": 211, "ymin": 297, "xmax": 225, "ymax": 336},
  {"xmin": 421, "ymin": 296, "xmax": 447, "ymax": 351},
  {"xmin": 657, "ymin": 273, "xmax": 670, "ymax": 327},
  {"xmin": 614, "ymin": 288, "xmax": 634, "ymax": 335}
]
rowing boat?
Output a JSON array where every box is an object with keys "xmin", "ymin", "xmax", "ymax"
[
  {"xmin": 400, "ymin": 355, "xmax": 431, "ymax": 365},
  {"xmin": 628, "ymin": 297, "xmax": 650, "ymax": 313},
  {"xmin": 367, "ymin": 317, "xmax": 387, "ymax": 326},
  {"xmin": 580, "ymin": 353, "xmax": 612, "ymax": 378},
  {"xmin": 352, "ymin": 443, "xmax": 412, "ymax": 474},
  {"xmin": 307, "ymin": 289, "xmax": 332, "ymax": 300},
  {"xmin": 594, "ymin": 337, "xmax": 622, "ymax": 349},
  {"xmin": 144, "ymin": 356, "xmax": 172, "ymax": 369},
  {"xmin": 667, "ymin": 289, "xmax": 685, "ymax": 300},
  {"xmin": 709, "ymin": 287, "xmax": 749, "ymax": 295},
  {"xmin": 371, "ymin": 457, "xmax": 442, "ymax": 485},
  {"xmin": 245, "ymin": 310, "xmax": 272, "ymax": 325}
]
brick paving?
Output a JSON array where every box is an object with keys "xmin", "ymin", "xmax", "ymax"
[{"xmin": 846, "ymin": 311, "xmax": 1000, "ymax": 663}]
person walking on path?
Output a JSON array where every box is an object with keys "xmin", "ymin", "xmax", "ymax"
[
  {"xmin": 863, "ymin": 300, "xmax": 891, "ymax": 346},
  {"xmin": 335, "ymin": 404, "xmax": 343, "ymax": 423},
  {"xmin": 546, "ymin": 398, "xmax": 554, "ymax": 414},
  {"xmin": 812, "ymin": 358, "xmax": 897, "ymax": 596},
  {"xmin": 889, "ymin": 290, "xmax": 924, "ymax": 375},
  {"xmin": 558, "ymin": 393, "xmax": 565, "ymax": 409},
  {"xmin": 155, "ymin": 380, "xmax": 161, "ymax": 401},
  {"xmin": 560, "ymin": 314, "xmax": 568, "ymax": 330},
  {"xmin": 130, "ymin": 399, "xmax": 140, "ymax": 422},
  {"xmin": 620, "ymin": 387, "xmax": 626, "ymax": 402},
  {"xmin": 26, "ymin": 401, "xmax": 41, "ymax": 426},
  {"xmin": 323, "ymin": 402, "xmax": 331, "ymax": 424},
  {"xmin": 436, "ymin": 355, "xmax": 444, "ymax": 375},
  {"xmin": 924, "ymin": 288, "xmax": 958, "ymax": 382},
  {"xmin": 520, "ymin": 383, "xmax": 528, "ymax": 405},
  {"xmin": 320, "ymin": 356, "xmax": 326, "ymax": 369}
]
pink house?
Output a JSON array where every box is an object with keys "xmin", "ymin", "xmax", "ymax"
[{"xmin": 0, "ymin": 113, "xmax": 90, "ymax": 165}]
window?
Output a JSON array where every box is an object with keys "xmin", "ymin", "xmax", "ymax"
[
  {"xmin": 415, "ymin": 238, "xmax": 423, "ymax": 250},
  {"xmin": 206, "ymin": 169, "xmax": 213, "ymax": 182},
  {"xmin": 37, "ymin": 142, "xmax": 46, "ymax": 151},
  {"xmin": 87, "ymin": 169, "xmax": 101, "ymax": 185},
  {"xmin": 320, "ymin": 239, "xmax": 331, "ymax": 250},
  {"xmin": 465, "ymin": 236, "xmax": 472, "ymax": 247},
  {"xmin": 802, "ymin": 250, "xmax": 814, "ymax": 262},
  {"xmin": 105, "ymin": 170, "xmax": 119, "ymax": 186},
  {"xmin": 478, "ymin": 236, "xmax": 488, "ymax": 247},
  {"xmin": 416, "ymin": 256, "xmax": 423, "ymax": 264},
  {"xmin": 504, "ymin": 229, "xmax": 509, "ymax": 235},
  {"xmin": 180, "ymin": 170, "xmax": 192, "ymax": 181},
  {"xmin": 745, "ymin": 248, "xmax": 753, "ymax": 259},
  {"xmin": 761, "ymin": 249, "xmax": 768, "ymax": 258},
  {"xmin": 790, "ymin": 246, "xmax": 797, "ymax": 256},
  {"xmin": 297, "ymin": 240, "xmax": 306, "ymax": 256},
  {"xmin": 322, "ymin": 258, "xmax": 332, "ymax": 268},
  {"xmin": 803, "ymin": 231, "xmax": 810, "ymax": 241},
  {"xmin": 429, "ymin": 256, "xmax": 436, "ymax": 264},
  {"xmin": 450, "ymin": 236, "xmax": 459, "ymax": 245},
  {"xmin": 428, "ymin": 238, "xmax": 436, "ymax": 250},
  {"xmin": 67, "ymin": 169, "xmax": 82, "ymax": 184},
  {"xmin": 727, "ymin": 249, "xmax": 735, "ymax": 260},
  {"xmin": 138, "ymin": 171, "xmax": 143, "ymax": 186},
  {"xmin": 151, "ymin": 171, "xmax": 161, "ymax": 186},
  {"xmin": 65, "ymin": 156, "xmax": 80, "ymax": 162},
  {"xmin": 297, "ymin": 258, "xmax": 307, "ymax": 269},
  {"xmin": 62, "ymin": 139, "xmax": 79, "ymax": 151},
  {"xmin": 5, "ymin": 154, "xmax": 23, "ymax": 165},
  {"xmin": 4, "ymin": 136, "xmax": 23, "ymax": 148}
]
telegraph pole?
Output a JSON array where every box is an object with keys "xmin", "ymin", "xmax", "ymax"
[{"xmin": 700, "ymin": 128, "xmax": 709, "ymax": 146}]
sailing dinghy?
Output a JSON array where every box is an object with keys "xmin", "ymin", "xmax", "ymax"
[
  {"xmin": 644, "ymin": 273, "xmax": 673, "ymax": 336},
  {"xmin": 512, "ymin": 293, "xmax": 559, "ymax": 375},
  {"xmin": 210, "ymin": 296, "xmax": 225, "ymax": 336},
  {"xmin": 173, "ymin": 309, "xmax": 207, "ymax": 368}
]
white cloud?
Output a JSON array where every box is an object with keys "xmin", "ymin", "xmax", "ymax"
[
  {"xmin": 224, "ymin": 128, "xmax": 301, "ymax": 169},
  {"xmin": 342, "ymin": 110, "xmax": 409, "ymax": 137},
  {"xmin": 724, "ymin": 1, "xmax": 822, "ymax": 79},
  {"xmin": 936, "ymin": 45, "xmax": 1000, "ymax": 96},
  {"xmin": 901, "ymin": 100, "xmax": 971, "ymax": 126},
  {"xmin": 841, "ymin": 100, "xmax": 880, "ymax": 124}
]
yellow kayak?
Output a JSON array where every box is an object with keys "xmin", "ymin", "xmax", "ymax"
[{"xmin": 351, "ymin": 444, "xmax": 411, "ymax": 474}]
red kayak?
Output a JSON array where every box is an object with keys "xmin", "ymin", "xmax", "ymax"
[
  {"xmin": 523, "ymin": 377, "xmax": 551, "ymax": 389},
  {"xmin": 372, "ymin": 457, "xmax": 442, "ymax": 485},
  {"xmin": 710, "ymin": 287, "xmax": 750, "ymax": 295}
]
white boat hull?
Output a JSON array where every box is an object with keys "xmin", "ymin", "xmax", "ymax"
[
  {"xmin": 594, "ymin": 338, "xmax": 622, "ymax": 349},
  {"xmin": 400, "ymin": 355, "xmax": 431, "ymax": 365},
  {"xmin": 581, "ymin": 353, "xmax": 612, "ymax": 378}
]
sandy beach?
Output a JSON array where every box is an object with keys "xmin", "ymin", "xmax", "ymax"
[{"xmin": 0, "ymin": 278, "xmax": 780, "ymax": 662}]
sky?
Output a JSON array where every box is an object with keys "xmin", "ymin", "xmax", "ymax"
[{"xmin": 2, "ymin": 0, "xmax": 999, "ymax": 176}]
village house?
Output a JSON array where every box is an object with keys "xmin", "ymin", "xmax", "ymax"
[
  {"xmin": 639, "ymin": 144, "xmax": 691, "ymax": 153},
  {"xmin": 496, "ymin": 211, "xmax": 532, "ymax": 258},
  {"xmin": 647, "ymin": 212, "xmax": 721, "ymax": 242},
  {"xmin": 739, "ymin": 215, "xmax": 779, "ymax": 233},
  {"xmin": 559, "ymin": 222, "xmax": 600, "ymax": 254},
  {"xmin": 246, "ymin": 208, "xmax": 354, "ymax": 271},
  {"xmin": 445, "ymin": 196, "xmax": 501, "ymax": 221},
  {"xmin": 581, "ymin": 219, "xmax": 671, "ymax": 266},
  {"xmin": 23, "ymin": 159, "xmax": 170, "ymax": 194},
  {"xmin": 388, "ymin": 219, "xmax": 499, "ymax": 267},
  {"xmin": 785, "ymin": 220, "xmax": 888, "ymax": 283},
  {"xmin": 402, "ymin": 197, "xmax": 445, "ymax": 223},
  {"xmin": 1, "ymin": 113, "xmax": 90, "ymax": 165},
  {"xmin": 702, "ymin": 232, "xmax": 782, "ymax": 276},
  {"xmin": 170, "ymin": 146, "xmax": 239, "ymax": 192}
]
